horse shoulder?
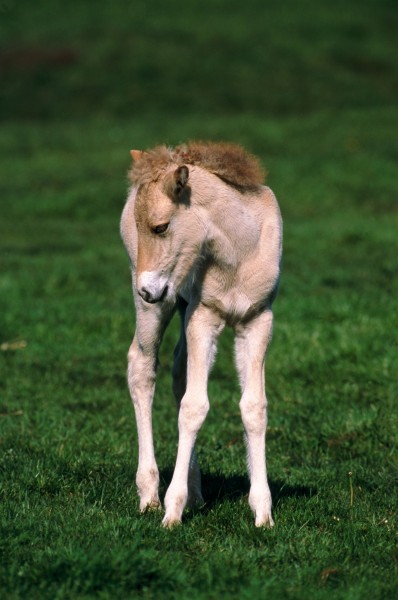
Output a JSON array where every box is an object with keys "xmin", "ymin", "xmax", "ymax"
[
  {"xmin": 258, "ymin": 186, "xmax": 283, "ymax": 261},
  {"xmin": 232, "ymin": 187, "xmax": 282, "ymax": 309}
]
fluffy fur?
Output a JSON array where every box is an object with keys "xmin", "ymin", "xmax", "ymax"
[
  {"xmin": 121, "ymin": 142, "xmax": 282, "ymax": 528},
  {"xmin": 129, "ymin": 141, "xmax": 266, "ymax": 192}
]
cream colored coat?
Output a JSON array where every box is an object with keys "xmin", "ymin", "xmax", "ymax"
[{"xmin": 121, "ymin": 160, "xmax": 282, "ymax": 527}]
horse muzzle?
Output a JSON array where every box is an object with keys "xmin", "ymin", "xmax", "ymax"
[{"xmin": 137, "ymin": 271, "xmax": 169, "ymax": 304}]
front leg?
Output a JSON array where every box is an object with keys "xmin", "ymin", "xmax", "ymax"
[
  {"xmin": 172, "ymin": 300, "xmax": 203, "ymax": 508},
  {"xmin": 234, "ymin": 310, "xmax": 274, "ymax": 527},
  {"xmin": 128, "ymin": 299, "xmax": 174, "ymax": 511},
  {"xmin": 163, "ymin": 304, "xmax": 224, "ymax": 527}
]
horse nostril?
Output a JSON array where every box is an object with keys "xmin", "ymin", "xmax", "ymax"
[{"xmin": 140, "ymin": 287, "xmax": 152, "ymax": 303}]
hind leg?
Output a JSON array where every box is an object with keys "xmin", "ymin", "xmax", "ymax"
[
  {"xmin": 234, "ymin": 310, "xmax": 274, "ymax": 527},
  {"xmin": 172, "ymin": 300, "xmax": 203, "ymax": 507}
]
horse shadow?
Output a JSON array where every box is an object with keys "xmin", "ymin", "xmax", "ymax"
[{"xmin": 159, "ymin": 468, "xmax": 314, "ymax": 516}]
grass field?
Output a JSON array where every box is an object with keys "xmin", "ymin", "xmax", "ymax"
[{"xmin": 1, "ymin": 0, "xmax": 397, "ymax": 598}]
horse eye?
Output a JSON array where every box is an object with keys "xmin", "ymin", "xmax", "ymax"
[{"xmin": 152, "ymin": 223, "xmax": 169, "ymax": 235}]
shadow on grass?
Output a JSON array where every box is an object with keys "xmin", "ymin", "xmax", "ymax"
[{"xmin": 159, "ymin": 468, "xmax": 314, "ymax": 515}]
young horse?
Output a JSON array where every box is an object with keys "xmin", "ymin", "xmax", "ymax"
[{"xmin": 120, "ymin": 142, "xmax": 282, "ymax": 527}]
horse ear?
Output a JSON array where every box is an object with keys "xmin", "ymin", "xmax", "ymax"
[
  {"xmin": 130, "ymin": 150, "xmax": 144, "ymax": 161},
  {"xmin": 163, "ymin": 165, "xmax": 190, "ymax": 201},
  {"xmin": 174, "ymin": 165, "xmax": 189, "ymax": 196}
]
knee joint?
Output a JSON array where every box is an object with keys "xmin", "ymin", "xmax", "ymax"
[
  {"xmin": 179, "ymin": 396, "xmax": 209, "ymax": 431},
  {"xmin": 240, "ymin": 397, "xmax": 267, "ymax": 433},
  {"xmin": 127, "ymin": 345, "xmax": 156, "ymax": 396}
]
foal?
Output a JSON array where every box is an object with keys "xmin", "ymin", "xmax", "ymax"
[{"xmin": 120, "ymin": 142, "xmax": 282, "ymax": 527}]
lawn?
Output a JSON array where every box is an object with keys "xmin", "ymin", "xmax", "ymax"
[{"xmin": 0, "ymin": 0, "xmax": 397, "ymax": 598}]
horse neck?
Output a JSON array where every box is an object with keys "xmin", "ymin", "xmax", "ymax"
[{"xmin": 191, "ymin": 167, "xmax": 263, "ymax": 269}]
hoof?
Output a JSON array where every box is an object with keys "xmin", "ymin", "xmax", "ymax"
[
  {"xmin": 162, "ymin": 515, "xmax": 182, "ymax": 529},
  {"xmin": 139, "ymin": 497, "xmax": 162, "ymax": 513},
  {"xmin": 255, "ymin": 514, "xmax": 274, "ymax": 528}
]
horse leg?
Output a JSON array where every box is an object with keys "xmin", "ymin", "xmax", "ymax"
[
  {"xmin": 172, "ymin": 299, "xmax": 203, "ymax": 507},
  {"xmin": 128, "ymin": 301, "xmax": 173, "ymax": 511},
  {"xmin": 163, "ymin": 304, "xmax": 224, "ymax": 527},
  {"xmin": 234, "ymin": 310, "xmax": 274, "ymax": 527}
]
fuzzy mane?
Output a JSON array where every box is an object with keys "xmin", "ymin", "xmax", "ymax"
[{"xmin": 129, "ymin": 141, "xmax": 266, "ymax": 192}]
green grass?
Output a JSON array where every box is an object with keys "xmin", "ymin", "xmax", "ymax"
[{"xmin": 1, "ymin": 0, "xmax": 397, "ymax": 598}]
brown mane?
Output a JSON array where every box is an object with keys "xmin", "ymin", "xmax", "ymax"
[{"xmin": 129, "ymin": 141, "xmax": 266, "ymax": 192}]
